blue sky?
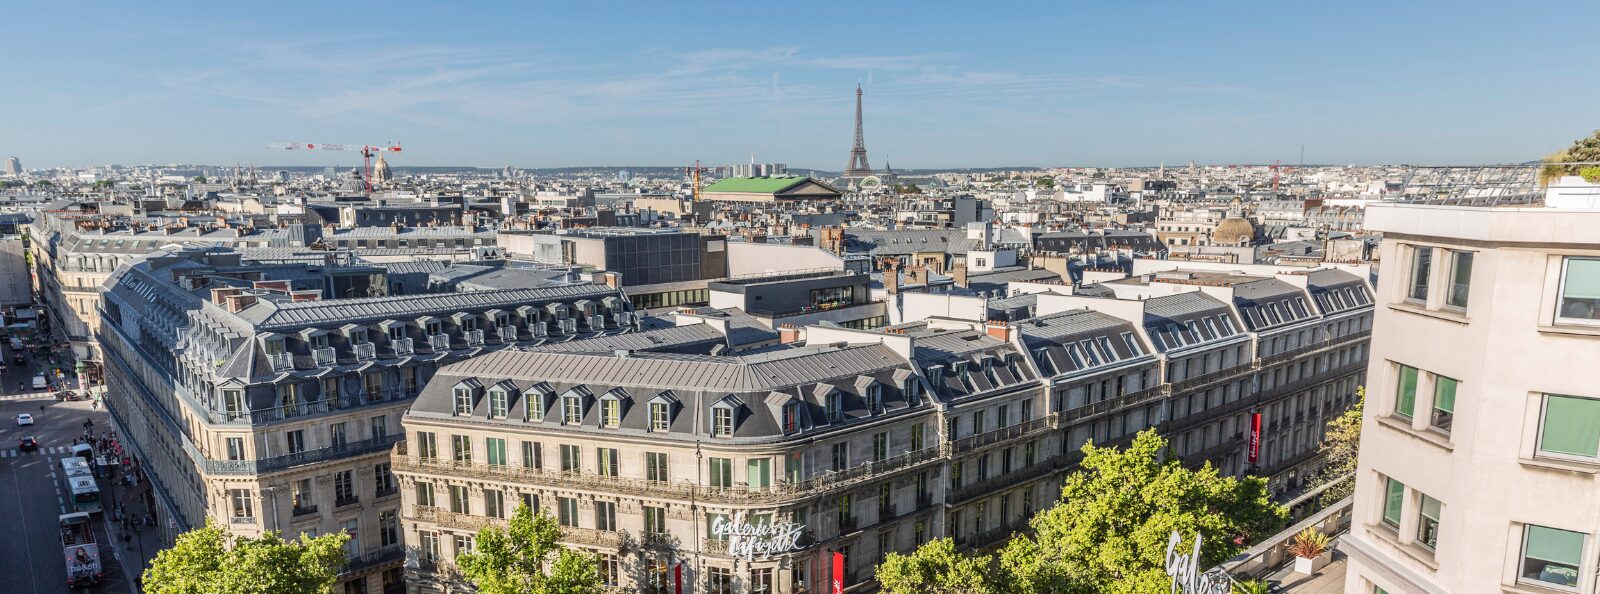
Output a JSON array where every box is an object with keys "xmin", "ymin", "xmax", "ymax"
[{"xmin": 3, "ymin": 1, "xmax": 1596, "ymax": 169}]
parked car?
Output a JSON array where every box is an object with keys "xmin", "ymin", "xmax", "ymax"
[
  {"xmin": 18, "ymin": 436, "xmax": 38, "ymax": 451},
  {"xmin": 31, "ymin": 375, "xmax": 46, "ymax": 389},
  {"xmin": 16, "ymin": 413, "xmax": 34, "ymax": 426}
]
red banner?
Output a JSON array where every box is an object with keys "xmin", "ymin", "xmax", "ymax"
[
  {"xmin": 674, "ymin": 561, "xmax": 682, "ymax": 594},
  {"xmin": 1248, "ymin": 412, "xmax": 1262, "ymax": 463},
  {"xmin": 832, "ymin": 551, "xmax": 845, "ymax": 594}
]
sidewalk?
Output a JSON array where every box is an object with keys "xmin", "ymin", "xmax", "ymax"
[{"xmin": 98, "ymin": 437, "xmax": 164, "ymax": 591}]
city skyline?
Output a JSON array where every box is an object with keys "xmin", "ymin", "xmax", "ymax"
[{"xmin": 4, "ymin": 1, "xmax": 1597, "ymax": 169}]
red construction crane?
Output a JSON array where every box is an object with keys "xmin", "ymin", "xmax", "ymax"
[
  {"xmin": 268, "ymin": 142, "xmax": 402, "ymax": 192},
  {"xmin": 684, "ymin": 160, "xmax": 709, "ymax": 202}
]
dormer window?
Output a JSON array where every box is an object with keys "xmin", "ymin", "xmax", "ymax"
[
  {"xmin": 711, "ymin": 407, "xmax": 733, "ymax": 437},
  {"xmin": 387, "ymin": 326, "xmax": 405, "ymax": 342},
  {"xmin": 825, "ymin": 391, "xmax": 844, "ymax": 423},
  {"xmin": 599, "ymin": 392, "xmax": 622, "ymax": 429},
  {"xmin": 563, "ymin": 395, "xmax": 583, "ymax": 425},
  {"xmin": 865, "ymin": 383, "xmax": 883, "ymax": 414},
  {"xmin": 264, "ymin": 337, "xmax": 286, "ymax": 355},
  {"xmin": 426, "ymin": 321, "xmax": 442, "ymax": 335},
  {"xmin": 488, "ymin": 388, "xmax": 508, "ymax": 419},
  {"xmin": 782, "ymin": 402, "xmax": 800, "ymax": 433},
  {"xmin": 351, "ymin": 329, "xmax": 370, "ymax": 345},
  {"xmin": 311, "ymin": 334, "xmax": 330, "ymax": 350},
  {"xmin": 650, "ymin": 401, "xmax": 670, "ymax": 431},
  {"xmin": 524, "ymin": 387, "xmax": 548, "ymax": 422},
  {"xmin": 462, "ymin": 317, "xmax": 478, "ymax": 332},
  {"xmin": 453, "ymin": 388, "xmax": 473, "ymax": 415},
  {"xmin": 1121, "ymin": 333, "xmax": 1143, "ymax": 356},
  {"xmin": 1095, "ymin": 337, "xmax": 1118, "ymax": 362},
  {"xmin": 902, "ymin": 377, "xmax": 921, "ymax": 405}
]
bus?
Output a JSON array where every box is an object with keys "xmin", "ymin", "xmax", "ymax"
[{"xmin": 60, "ymin": 458, "xmax": 102, "ymax": 515}]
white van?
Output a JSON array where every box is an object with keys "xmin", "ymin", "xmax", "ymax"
[{"xmin": 32, "ymin": 375, "xmax": 46, "ymax": 389}]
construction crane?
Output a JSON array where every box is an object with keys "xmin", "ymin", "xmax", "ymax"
[
  {"xmin": 684, "ymin": 160, "xmax": 709, "ymax": 202},
  {"xmin": 267, "ymin": 142, "xmax": 402, "ymax": 192}
]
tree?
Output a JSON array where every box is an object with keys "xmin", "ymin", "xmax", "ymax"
[
  {"xmin": 1305, "ymin": 387, "xmax": 1364, "ymax": 506},
  {"xmin": 877, "ymin": 538, "xmax": 996, "ymax": 594},
  {"xmin": 142, "ymin": 520, "xmax": 348, "ymax": 594},
  {"xmin": 194, "ymin": 175, "xmax": 208, "ymax": 183},
  {"xmin": 998, "ymin": 429, "xmax": 1285, "ymax": 594},
  {"xmin": 455, "ymin": 503, "xmax": 603, "ymax": 594},
  {"xmin": 1035, "ymin": 177, "xmax": 1055, "ymax": 189}
]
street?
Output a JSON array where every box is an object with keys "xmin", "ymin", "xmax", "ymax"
[{"xmin": 0, "ymin": 343, "xmax": 141, "ymax": 594}]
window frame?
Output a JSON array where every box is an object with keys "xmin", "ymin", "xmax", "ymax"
[
  {"xmin": 1519, "ymin": 524, "xmax": 1585, "ymax": 591},
  {"xmin": 1555, "ymin": 256, "xmax": 1600, "ymax": 326},
  {"xmin": 1444, "ymin": 249, "xmax": 1473, "ymax": 310},
  {"xmin": 1406, "ymin": 244, "xmax": 1432, "ymax": 303},
  {"xmin": 1537, "ymin": 393, "xmax": 1600, "ymax": 461}
]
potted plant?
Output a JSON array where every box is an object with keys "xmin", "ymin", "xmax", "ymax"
[
  {"xmin": 1287, "ymin": 527, "xmax": 1331, "ymax": 575},
  {"xmin": 1232, "ymin": 579, "xmax": 1272, "ymax": 594}
]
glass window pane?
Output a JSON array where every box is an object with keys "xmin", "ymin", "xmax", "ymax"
[
  {"xmin": 1523, "ymin": 525, "xmax": 1584, "ymax": 588},
  {"xmin": 1447, "ymin": 251, "xmax": 1473, "ymax": 308},
  {"xmin": 1396, "ymin": 365, "xmax": 1418, "ymax": 418},
  {"xmin": 1408, "ymin": 247, "xmax": 1432, "ymax": 301},
  {"xmin": 1559, "ymin": 258, "xmax": 1600, "ymax": 321},
  {"xmin": 1382, "ymin": 478, "xmax": 1404, "ymax": 527},
  {"xmin": 1540, "ymin": 395, "xmax": 1600, "ymax": 458}
]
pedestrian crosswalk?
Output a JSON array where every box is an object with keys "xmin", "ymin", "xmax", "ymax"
[
  {"xmin": 0, "ymin": 445, "xmax": 78, "ymax": 457},
  {"xmin": 0, "ymin": 393, "xmax": 54, "ymax": 401}
]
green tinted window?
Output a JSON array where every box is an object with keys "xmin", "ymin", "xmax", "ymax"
[
  {"xmin": 1395, "ymin": 366, "xmax": 1418, "ymax": 418},
  {"xmin": 1540, "ymin": 395, "xmax": 1600, "ymax": 458},
  {"xmin": 1382, "ymin": 477, "xmax": 1405, "ymax": 527}
]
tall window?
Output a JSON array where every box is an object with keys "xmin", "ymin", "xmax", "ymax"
[
  {"xmin": 560, "ymin": 444, "xmax": 581, "ymax": 473},
  {"xmin": 1417, "ymin": 494, "xmax": 1441, "ymax": 549},
  {"xmin": 379, "ymin": 510, "xmax": 399, "ymax": 547},
  {"xmin": 643, "ymin": 506, "xmax": 666, "ymax": 534},
  {"xmin": 1430, "ymin": 376, "xmax": 1457, "ymax": 432},
  {"xmin": 1445, "ymin": 250, "xmax": 1473, "ymax": 309},
  {"xmin": 522, "ymin": 441, "xmax": 542, "ymax": 469},
  {"xmin": 329, "ymin": 422, "xmax": 347, "ymax": 448},
  {"xmin": 831, "ymin": 442, "xmax": 848, "ymax": 472},
  {"xmin": 597, "ymin": 553, "xmax": 618, "ymax": 587},
  {"xmin": 563, "ymin": 396, "xmax": 582, "ymax": 425},
  {"xmin": 418, "ymin": 531, "xmax": 438, "ymax": 562},
  {"xmin": 873, "ymin": 432, "xmax": 888, "ymax": 463},
  {"xmin": 1539, "ymin": 394, "xmax": 1600, "ymax": 459},
  {"xmin": 484, "ymin": 489, "xmax": 504, "ymax": 518},
  {"xmin": 1407, "ymin": 246, "xmax": 1432, "ymax": 302},
  {"xmin": 782, "ymin": 402, "xmax": 800, "ymax": 433},
  {"xmin": 747, "ymin": 458, "xmax": 770, "ymax": 489},
  {"xmin": 226, "ymin": 437, "xmax": 245, "ymax": 461},
  {"xmin": 525, "ymin": 391, "xmax": 545, "ymax": 421},
  {"xmin": 449, "ymin": 485, "xmax": 469, "ymax": 514},
  {"xmin": 708, "ymin": 457, "xmax": 732, "ymax": 489},
  {"xmin": 286, "ymin": 430, "xmax": 306, "ymax": 455},
  {"xmin": 1557, "ymin": 257, "xmax": 1600, "ymax": 323},
  {"xmin": 645, "ymin": 452, "xmax": 668, "ymax": 483},
  {"xmin": 596, "ymin": 448, "xmax": 619, "ymax": 477},
  {"xmin": 711, "ymin": 406, "xmax": 733, "ymax": 437},
  {"xmin": 1381, "ymin": 477, "xmax": 1404, "ymax": 528},
  {"xmin": 865, "ymin": 384, "xmax": 882, "ymax": 413},
  {"xmin": 600, "ymin": 398, "xmax": 620, "ymax": 428},
  {"xmin": 230, "ymin": 489, "xmax": 254, "ymax": 519},
  {"xmin": 650, "ymin": 402, "xmax": 670, "ymax": 431},
  {"xmin": 557, "ymin": 497, "xmax": 578, "ymax": 527},
  {"xmin": 709, "ymin": 567, "xmax": 732, "ymax": 594},
  {"xmin": 334, "ymin": 471, "xmax": 355, "ymax": 504},
  {"xmin": 910, "ymin": 424, "xmax": 924, "ymax": 451},
  {"xmin": 374, "ymin": 463, "xmax": 395, "ymax": 496},
  {"xmin": 596, "ymin": 501, "xmax": 617, "ymax": 532},
  {"xmin": 416, "ymin": 482, "xmax": 435, "ymax": 508},
  {"xmin": 451, "ymin": 435, "xmax": 472, "ymax": 463},
  {"xmin": 486, "ymin": 438, "xmax": 507, "ymax": 467},
  {"xmin": 453, "ymin": 388, "xmax": 473, "ymax": 415},
  {"xmin": 419, "ymin": 435, "xmax": 438, "ymax": 464},
  {"xmin": 1520, "ymin": 525, "xmax": 1584, "ymax": 589},
  {"xmin": 1394, "ymin": 365, "xmax": 1418, "ymax": 418}
]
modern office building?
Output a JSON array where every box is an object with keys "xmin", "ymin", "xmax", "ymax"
[
  {"xmin": 98, "ymin": 247, "xmax": 634, "ymax": 594},
  {"xmin": 1343, "ymin": 198, "xmax": 1600, "ymax": 593},
  {"xmin": 392, "ymin": 263, "xmax": 1372, "ymax": 594}
]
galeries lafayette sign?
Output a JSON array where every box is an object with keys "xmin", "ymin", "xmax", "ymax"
[
  {"xmin": 711, "ymin": 516, "xmax": 811, "ymax": 560},
  {"xmin": 1164, "ymin": 531, "xmax": 1233, "ymax": 594}
]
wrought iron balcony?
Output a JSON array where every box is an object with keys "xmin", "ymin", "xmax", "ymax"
[
  {"xmin": 354, "ymin": 342, "xmax": 376, "ymax": 361},
  {"xmin": 267, "ymin": 352, "xmax": 294, "ymax": 372},
  {"xmin": 1058, "ymin": 385, "xmax": 1170, "ymax": 425},
  {"xmin": 464, "ymin": 329, "xmax": 484, "ymax": 346},
  {"xmin": 427, "ymin": 333, "xmax": 450, "ymax": 352},
  {"xmin": 342, "ymin": 545, "xmax": 405, "ymax": 575},
  {"xmin": 497, "ymin": 326, "xmax": 518, "ymax": 343},
  {"xmin": 312, "ymin": 346, "xmax": 337, "ymax": 367},
  {"xmin": 946, "ymin": 414, "xmax": 1058, "ymax": 456},
  {"xmin": 292, "ymin": 505, "xmax": 319, "ymax": 518},
  {"xmin": 392, "ymin": 337, "xmax": 414, "ymax": 356}
]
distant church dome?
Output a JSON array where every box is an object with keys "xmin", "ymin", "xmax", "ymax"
[
  {"xmin": 373, "ymin": 154, "xmax": 394, "ymax": 183},
  {"xmin": 1212, "ymin": 198, "xmax": 1255, "ymax": 246}
]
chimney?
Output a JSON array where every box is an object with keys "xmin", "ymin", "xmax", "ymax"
[
  {"xmin": 593, "ymin": 271, "xmax": 622, "ymax": 289},
  {"xmin": 778, "ymin": 324, "xmax": 803, "ymax": 344},
  {"xmin": 290, "ymin": 290, "xmax": 322, "ymax": 302},
  {"xmin": 252, "ymin": 280, "xmax": 291, "ymax": 294},
  {"xmin": 883, "ymin": 257, "xmax": 901, "ymax": 295},
  {"xmin": 210, "ymin": 287, "xmax": 243, "ymax": 305},
  {"xmin": 952, "ymin": 264, "xmax": 970, "ymax": 288},
  {"xmin": 985, "ymin": 319, "xmax": 1013, "ymax": 342},
  {"xmin": 225, "ymin": 293, "xmax": 258, "ymax": 313}
]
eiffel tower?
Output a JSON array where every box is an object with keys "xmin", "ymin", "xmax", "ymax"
[{"xmin": 843, "ymin": 84, "xmax": 873, "ymax": 178}]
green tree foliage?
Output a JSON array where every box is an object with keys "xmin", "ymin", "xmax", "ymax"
[
  {"xmin": 1306, "ymin": 387, "xmax": 1364, "ymax": 506},
  {"xmin": 999, "ymin": 429, "xmax": 1284, "ymax": 593},
  {"xmin": 455, "ymin": 503, "xmax": 603, "ymax": 594},
  {"xmin": 193, "ymin": 175, "xmax": 207, "ymax": 183},
  {"xmin": 1542, "ymin": 130, "xmax": 1600, "ymax": 183},
  {"xmin": 874, "ymin": 430, "xmax": 1285, "ymax": 594},
  {"xmin": 142, "ymin": 520, "xmax": 348, "ymax": 594},
  {"xmin": 877, "ymin": 538, "xmax": 996, "ymax": 594},
  {"xmin": 1034, "ymin": 177, "xmax": 1055, "ymax": 188}
]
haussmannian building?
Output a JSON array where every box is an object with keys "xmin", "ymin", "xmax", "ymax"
[
  {"xmin": 392, "ymin": 264, "xmax": 1374, "ymax": 594},
  {"xmin": 98, "ymin": 247, "xmax": 635, "ymax": 594}
]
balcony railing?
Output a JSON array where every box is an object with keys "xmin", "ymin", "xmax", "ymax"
[
  {"xmin": 312, "ymin": 346, "xmax": 336, "ymax": 367},
  {"xmin": 342, "ymin": 545, "xmax": 405, "ymax": 575},
  {"xmin": 292, "ymin": 505, "xmax": 319, "ymax": 518},
  {"xmin": 193, "ymin": 433, "xmax": 404, "ymax": 476},
  {"xmin": 392, "ymin": 337, "xmax": 414, "ymax": 356},
  {"xmin": 267, "ymin": 352, "xmax": 294, "ymax": 372},
  {"xmin": 1212, "ymin": 496, "xmax": 1353, "ymax": 580},
  {"xmin": 946, "ymin": 414, "xmax": 1057, "ymax": 456},
  {"xmin": 427, "ymin": 333, "xmax": 450, "ymax": 352},
  {"xmin": 393, "ymin": 441, "xmax": 942, "ymax": 504},
  {"xmin": 465, "ymin": 329, "xmax": 484, "ymax": 346},
  {"xmin": 1059, "ymin": 385, "xmax": 1170, "ymax": 425},
  {"xmin": 497, "ymin": 326, "xmax": 518, "ymax": 343},
  {"xmin": 354, "ymin": 342, "xmax": 376, "ymax": 361}
]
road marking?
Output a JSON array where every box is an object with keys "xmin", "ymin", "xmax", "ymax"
[{"xmin": 7, "ymin": 463, "xmax": 40, "ymax": 594}]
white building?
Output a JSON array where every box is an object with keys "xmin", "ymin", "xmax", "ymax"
[{"xmin": 1344, "ymin": 192, "xmax": 1600, "ymax": 593}]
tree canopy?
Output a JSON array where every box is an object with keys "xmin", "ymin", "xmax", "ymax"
[
  {"xmin": 1306, "ymin": 387, "xmax": 1363, "ymax": 506},
  {"xmin": 875, "ymin": 429, "xmax": 1286, "ymax": 594},
  {"xmin": 455, "ymin": 503, "xmax": 603, "ymax": 594},
  {"xmin": 142, "ymin": 520, "xmax": 348, "ymax": 594},
  {"xmin": 1542, "ymin": 129, "xmax": 1600, "ymax": 182}
]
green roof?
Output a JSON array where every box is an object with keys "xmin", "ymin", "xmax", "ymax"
[{"xmin": 701, "ymin": 176, "xmax": 810, "ymax": 194}]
